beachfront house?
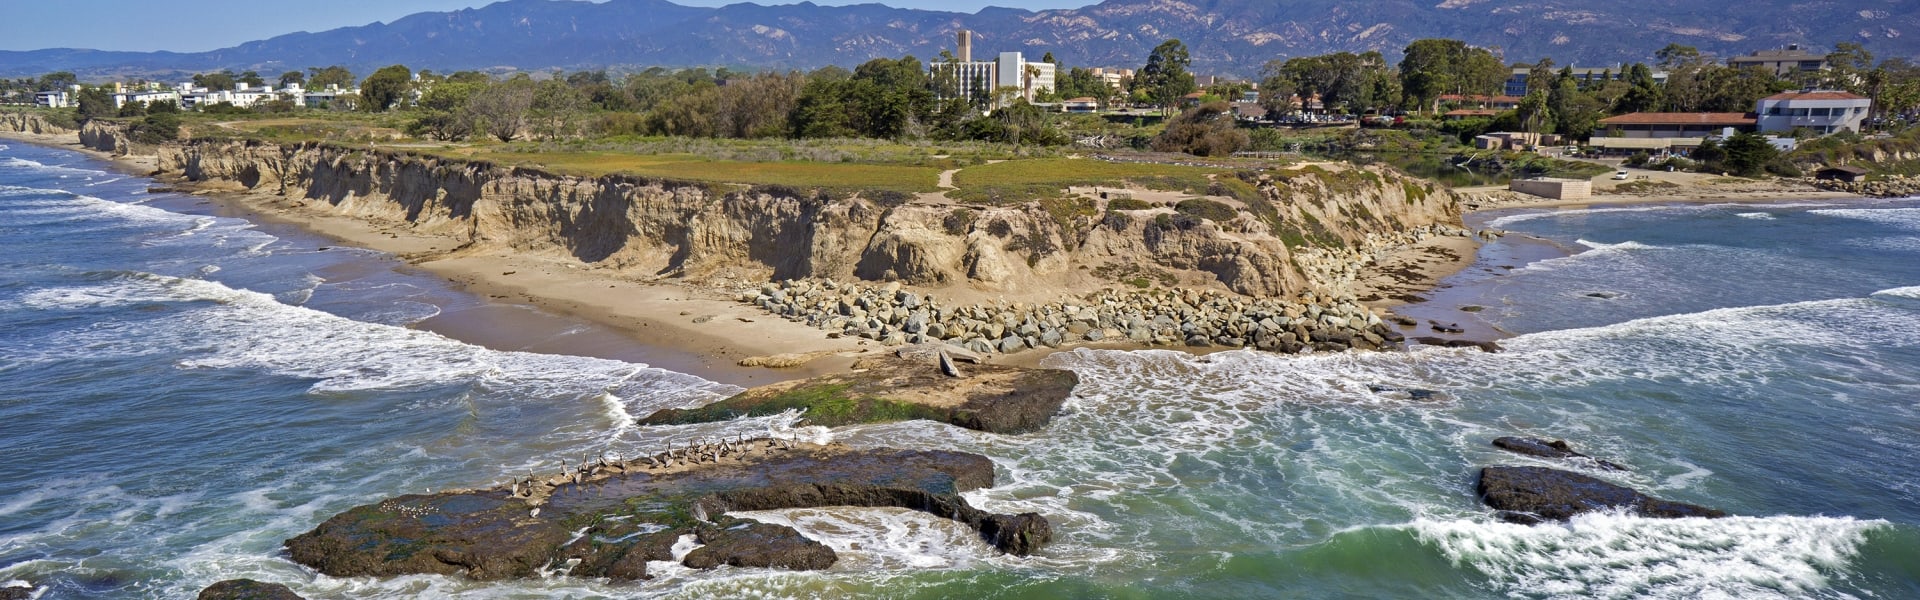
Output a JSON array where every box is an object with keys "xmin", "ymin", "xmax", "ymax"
[{"xmin": 1755, "ymin": 90, "xmax": 1871, "ymax": 135}]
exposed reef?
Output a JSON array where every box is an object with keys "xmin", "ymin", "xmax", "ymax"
[
  {"xmin": 284, "ymin": 444, "xmax": 1050, "ymax": 581},
  {"xmin": 640, "ymin": 353, "xmax": 1077, "ymax": 433}
]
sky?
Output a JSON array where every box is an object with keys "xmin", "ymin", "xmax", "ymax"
[{"xmin": 0, "ymin": 0, "xmax": 1086, "ymax": 53}]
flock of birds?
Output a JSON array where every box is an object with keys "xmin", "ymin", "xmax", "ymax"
[{"xmin": 504, "ymin": 433, "xmax": 805, "ymax": 513}]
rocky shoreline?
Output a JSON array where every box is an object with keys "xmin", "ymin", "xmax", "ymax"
[
  {"xmin": 1812, "ymin": 175, "xmax": 1920, "ymax": 198},
  {"xmin": 742, "ymin": 277, "xmax": 1416, "ymax": 357}
]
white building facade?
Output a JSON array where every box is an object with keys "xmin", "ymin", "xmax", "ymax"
[
  {"xmin": 929, "ymin": 30, "xmax": 1055, "ymax": 106},
  {"xmin": 1755, "ymin": 90, "xmax": 1871, "ymax": 135}
]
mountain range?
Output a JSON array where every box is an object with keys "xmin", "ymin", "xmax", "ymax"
[{"xmin": 4, "ymin": 0, "xmax": 1917, "ymax": 80}]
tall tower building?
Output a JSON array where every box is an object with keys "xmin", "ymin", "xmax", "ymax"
[{"xmin": 957, "ymin": 30, "xmax": 973, "ymax": 62}]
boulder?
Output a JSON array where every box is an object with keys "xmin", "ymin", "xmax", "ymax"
[
  {"xmin": 1492, "ymin": 437, "xmax": 1628, "ymax": 471},
  {"xmin": 197, "ymin": 579, "xmax": 305, "ymax": 600},
  {"xmin": 1476, "ymin": 466, "xmax": 1726, "ymax": 525}
]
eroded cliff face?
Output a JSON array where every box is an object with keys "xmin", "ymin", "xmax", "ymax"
[
  {"xmin": 156, "ymin": 140, "xmax": 1462, "ymax": 298},
  {"xmin": 0, "ymin": 112, "xmax": 73, "ymax": 135},
  {"xmin": 79, "ymin": 121, "xmax": 133, "ymax": 155}
]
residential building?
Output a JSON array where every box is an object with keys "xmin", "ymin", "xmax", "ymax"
[
  {"xmin": 1754, "ymin": 90, "xmax": 1870, "ymax": 135},
  {"xmin": 929, "ymin": 30, "xmax": 1056, "ymax": 105},
  {"xmin": 1728, "ymin": 44, "xmax": 1828, "ymax": 78},
  {"xmin": 1505, "ymin": 66, "xmax": 1668, "ymax": 97},
  {"xmin": 1089, "ymin": 67, "xmax": 1133, "ymax": 93},
  {"xmin": 1595, "ymin": 112, "xmax": 1757, "ymax": 138},
  {"xmin": 34, "ymin": 90, "xmax": 72, "ymax": 108}
]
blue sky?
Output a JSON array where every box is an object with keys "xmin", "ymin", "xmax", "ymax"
[{"xmin": 0, "ymin": 0, "xmax": 1086, "ymax": 52}]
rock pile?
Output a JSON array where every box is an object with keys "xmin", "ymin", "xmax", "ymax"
[
  {"xmin": 1292, "ymin": 224, "xmax": 1474, "ymax": 292},
  {"xmin": 1813, "ymin": 175, "xmax": 1920, "ymax": 198},
  {"xmin": 743, "ymin": 279, "xmax": 1405, "ymax": 356}
]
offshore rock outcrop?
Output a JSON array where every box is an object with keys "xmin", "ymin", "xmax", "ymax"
[
  {"xmin": 1477, "ymin": 466, "xmax": 1727, "ymax": 525},
  {"xmin": 197, "ymin": 579, "xmax": 306, "ymax": 600},
  {"xmin": 153, "ymin": 141, "xmax": 1461, "ymax": 301},
  {"xmin": 284, "ymin": 445, "xmax": 1049, "ymax": 582}
]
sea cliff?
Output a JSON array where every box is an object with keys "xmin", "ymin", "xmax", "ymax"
[{"xmin": 151, "ymin": 137, "xmax": 1463, "ymax": 302}]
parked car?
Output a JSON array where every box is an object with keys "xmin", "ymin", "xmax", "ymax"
[{"xmin": 1611, "ymin": 170, "xmax": 1630, "ymax": 180}]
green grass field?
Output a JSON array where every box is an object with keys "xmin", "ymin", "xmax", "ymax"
[
  {"xmin": 473, "ymin": 150, "xmax": 942, "ymax": 193},
  {"xmin": 947, "ymin": 158, "xmax": 1237, "ymax": 204}
]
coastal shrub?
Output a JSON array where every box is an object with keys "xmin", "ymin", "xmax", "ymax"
[
  {"xmin": 1175, "ymin": 198, "xmax": 1237, "ymax": 222},
  {"xmin": 130, "ymin": 113, "xmax": 180, "ymax": 145},
  {"xmin": 1106, "ymin": 197, "xmax": 1152, "ymax": 211},
  {"xmin": 1152, "ymin": 102, "xmax": 1249, "ymax": 157}
]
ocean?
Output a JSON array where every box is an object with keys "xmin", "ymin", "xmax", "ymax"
[{"xmin": 3, "ymin": 141, "xmax": 1918, "ymax": 599}]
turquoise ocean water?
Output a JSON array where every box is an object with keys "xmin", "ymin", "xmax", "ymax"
[{"xmin": 3, "ymin": 142, "xmax": 1918, "ymax": 598}]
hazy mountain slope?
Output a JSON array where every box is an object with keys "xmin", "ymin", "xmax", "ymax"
[{"xmin": 3, "ymin": 0, "xmax": 1914, "ymax": 79}]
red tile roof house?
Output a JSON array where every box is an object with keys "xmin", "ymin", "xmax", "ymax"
[{"xmin": 1595, "ymin": 112, "xmax": 1758, "ymax": 138}]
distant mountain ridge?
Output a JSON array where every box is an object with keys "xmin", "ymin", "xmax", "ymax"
[{"xmin": 5, "ymin": 0, "xmax": 1917, "ymax": 79}]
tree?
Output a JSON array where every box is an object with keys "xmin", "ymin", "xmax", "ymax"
[
  {"xmin": 359, "ymin": 65, "xmax": 413, "ymax": 112},
  {"xmin": 409, "ymin": 80, "xmax": 484, "ymax": 140},
  {"xmin": 238, "ymin": 70, "xmax": 265, "ymax": 88},
  {"xmin": 193, "ymin": 70, "xmax": 237, "ymax": 92},
  {"xmin": 1655, "ymin": 43, "xmax": 1704, "ymax": 69},
  {"xmin": 1618, "ymin": 63, "xmax": 1663, "ymax": 113},
  {"xmin": 715, "ymin": 71, "xmax": 804, "ymax": 138},
  {"xmin": 464, "ymin": 78, "xmax": 535, "ymax": 142},
  {"xmin": 529, "ymin": 78, "xmax": 589, "ymax": 140},
  {"xmin": 1399, "ymin": 39, "xmax": 1505, "ymax": 113},
  {"xmin": 307, "ymin": 66, "xmax": 355, "ymax": 90},
  {"xmin": 36, "ymin": 72, "xmax": 77, "ymax": 91},
  {"xmin": 74, "ymin": 86, "xmax": 115, "ymax": 122},
  {"xmin": 1825, "ymin": 42, "xmax": 1873, "ymax": 91},
  {"xmin": 278, "ymin": 71, "xmax": 306, "ymax": 88},
  {"xmin": 1720, "ymin": 131, "xmax": 1778, "ymax": 176},
  {"xmin": 1517, "ymin": 89, "xmax": 1552, "ymax": 134},
  {"xmin": 1138, "ymin": 39, "xmax": 1195, "ymax": 113},
  {"xmin": 1525, "ymin": 58, "xmax": 1557, "ymax": 95},
  {"xmin": 1152, "ymin": 101, "xmax": 1247, "ymax": 156}
]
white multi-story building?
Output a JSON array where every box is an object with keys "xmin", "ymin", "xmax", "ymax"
[
  {"xmin": 1755, "ymin": 90, "xmax": 1870, "ymax": 135},
  {"xmin": 929, "ymin": 30, "xmax": 1055, "ymax": 106},
  {"xmin": 34, "ymin": 90, "xmax": 72, "ymax": 108}
]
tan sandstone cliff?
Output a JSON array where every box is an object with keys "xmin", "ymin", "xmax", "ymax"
[{"xmin": 153, "ymin": 138, "xmax": 1462, "ymax": 300}]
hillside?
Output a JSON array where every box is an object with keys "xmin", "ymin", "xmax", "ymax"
[{"xmin": 4, "ymin": 0, "xmax": 1917, "ymax": 79}]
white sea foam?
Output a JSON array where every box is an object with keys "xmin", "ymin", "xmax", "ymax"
[
  {"xmin": 1486, "ymin": 205, "xmax": 1703, "ymax": 229},
  {"xmin": 7, "ymin": 272, "xmax": 737, "ymax": 417},
  {"xmin": 0, "ymin": 156, "xmax": 107, "ymax": 177},
  {"xmin": 1410, "ymin": 511, "xmax": 1886, "ymax": 599},
  {"xmin": 1871, "ymin": 285, "xmax": 1920, "ymax": 301},
  {"xmin": 1809, "ymin": 207, "xmax": 1920, "ymax": 230},
  {"xmin": 1736, "ymin": 212, "xmax": 1775, "ymax": 220},
  {"xmin": 733, "ymin": 507, "xmax": 1000, "ymax": 570}
]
